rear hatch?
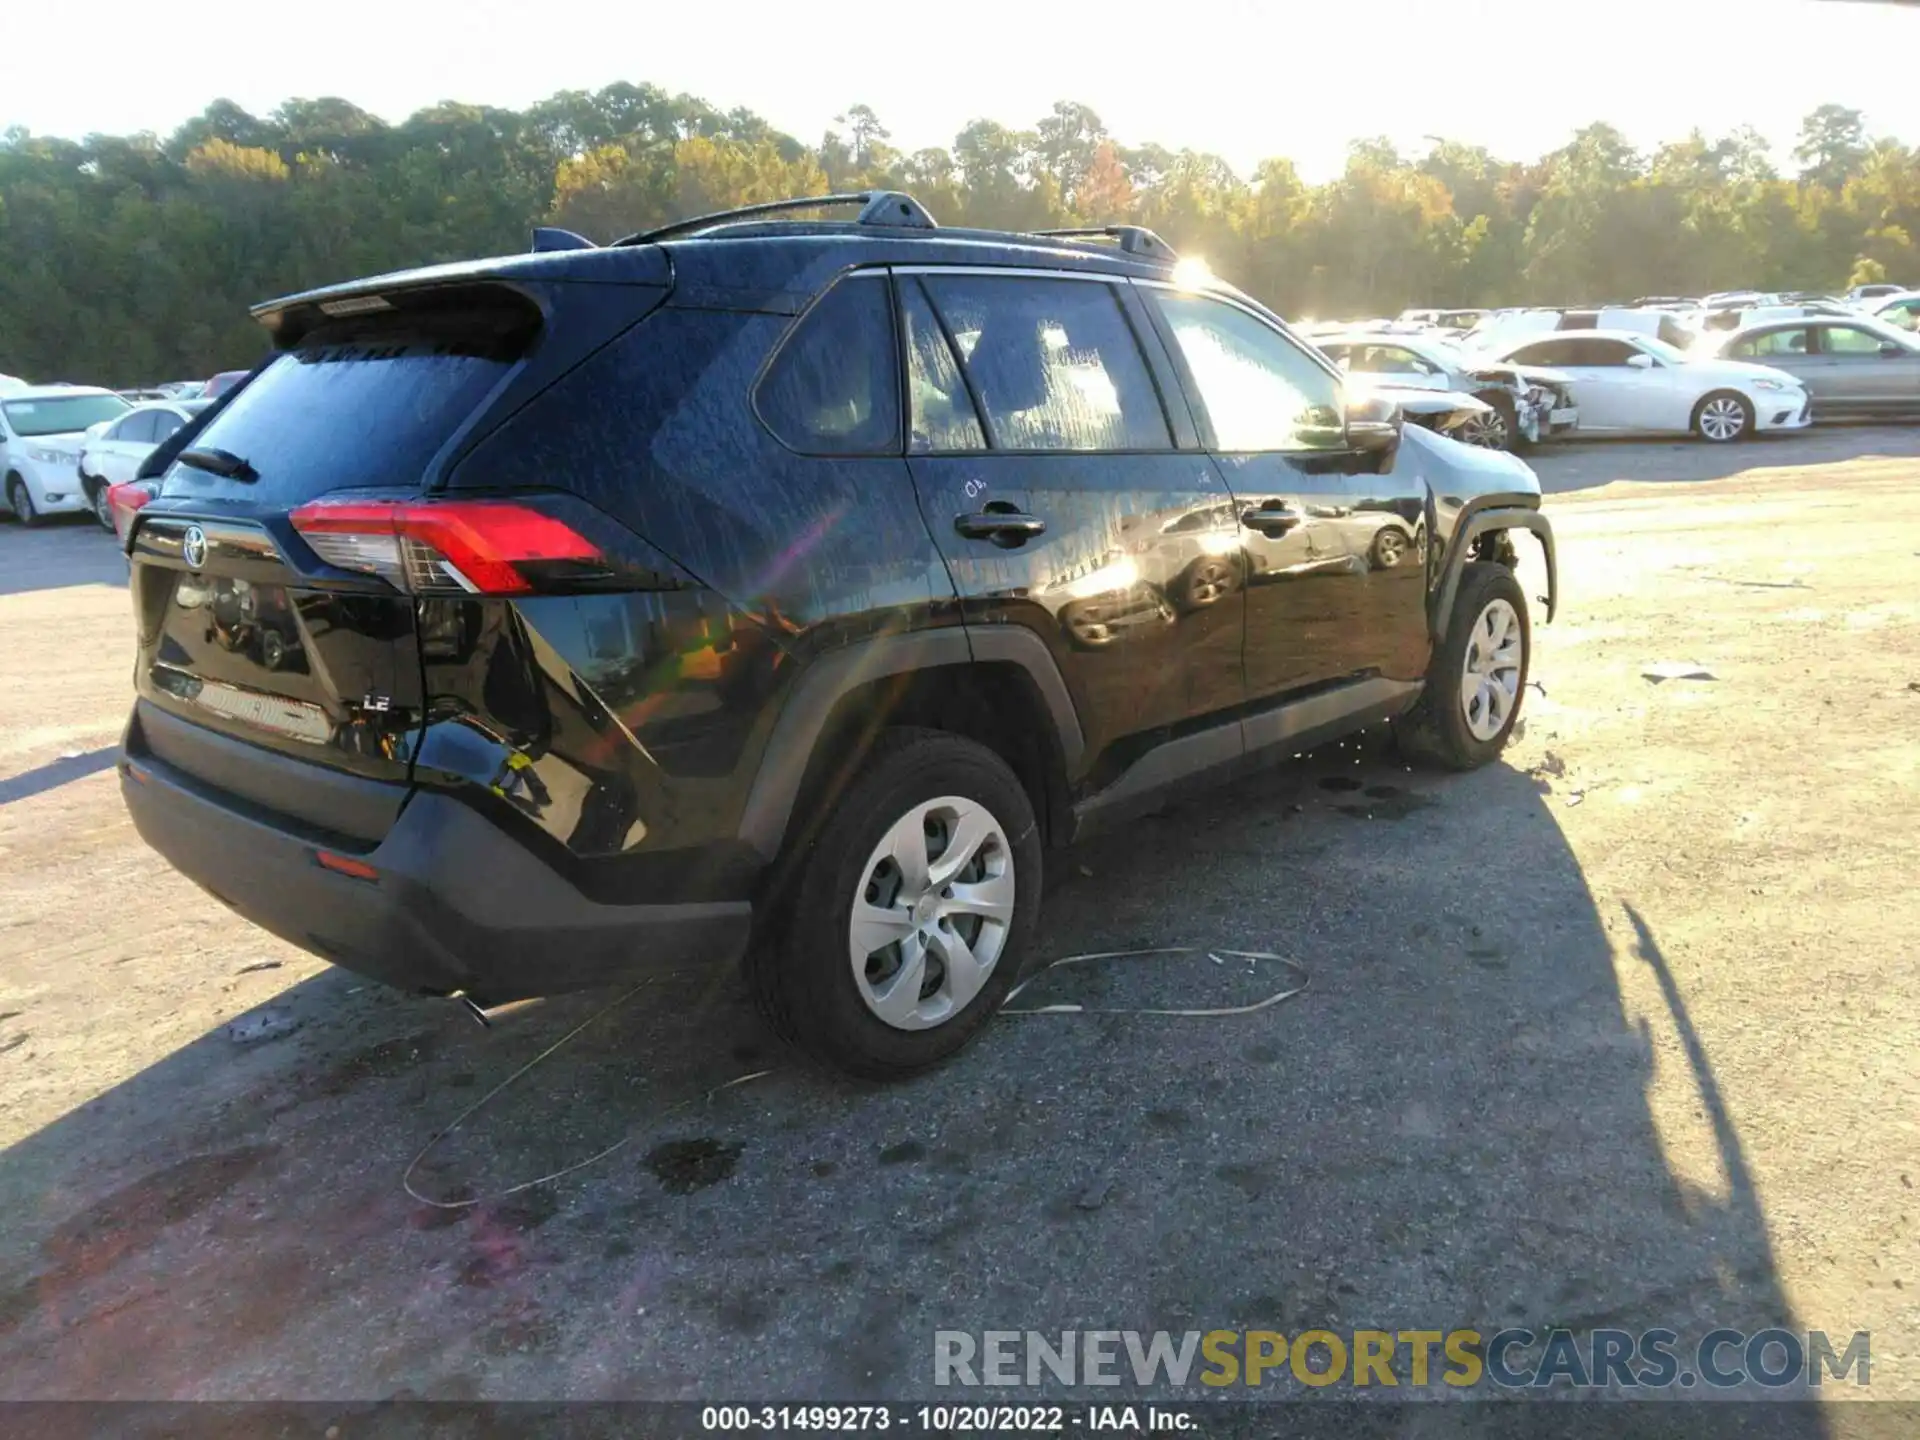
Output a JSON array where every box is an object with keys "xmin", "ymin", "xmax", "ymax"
[{"xmin": 125, "ymin": 267, "xmax": 668, "ymax": 844}]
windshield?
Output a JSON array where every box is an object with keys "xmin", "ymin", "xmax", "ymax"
[{"xmin": 2, "ymin": 394, "xmax": 131, "ymax": 437}]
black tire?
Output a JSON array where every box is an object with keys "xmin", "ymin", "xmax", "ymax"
[
  {"xmin": 1466, "ymin": 391, "xmax": 1517, "ymax": 451},
  {"xmin": 1369, "ymin": 525, "xmax": 1411, "ymax": 569},
  {"xmin": 1691, "ymin": 390, "xmax": 1753, "ymax": 444},
  {"xmin": 748, "ymin": 727, "xmax": 1041, "ymax": 1079},
  {"xmin": 1395, "ymin": 562, "xmax": 1531, "ymax": 771},
  {"xmin": 1177, "ymin": 553, "xmax": 1240, "ymax": 610},
  {"xmin": 7, "ymin": 475, "xmax": 39, "ymax": 528}
]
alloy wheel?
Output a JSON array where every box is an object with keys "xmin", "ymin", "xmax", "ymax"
[
  {"xmin": 1698, "ymin": 396, "xmax": 1747, "ymax": 442},
  {"xmin": 1460, "ymin": 598, "xmax": 1524, "ymax": 742},
  {"xmin": 848, "ymin": 796, "xmax": 1014, "ymax": 1031},
  {"xmin": 1460, "ymin": 410, "xmax": 1508, "ymax": 449}
]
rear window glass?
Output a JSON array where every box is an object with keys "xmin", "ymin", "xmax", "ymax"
[
  {"xmin": 172, "ymin": 332, "xmax": 515, "ymax": 501},
  {"xmin": 755, "ymin": 275, "xmax": 901, "ymax": 456}
]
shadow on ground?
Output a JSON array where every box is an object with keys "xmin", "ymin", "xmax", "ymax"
[
  {"xmin": 0, "ymin": 519, "xmax": 128, "ymax": 597},
  {"xmin": 1531, "ymin": 423, "xmax": 1920, "ymax": 495},
  {"xmin": 0, "ymin": 734, "xmax": 1833, "ymax": 1434}
]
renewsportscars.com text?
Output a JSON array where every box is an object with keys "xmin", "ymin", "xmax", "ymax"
[{"xmin": 934, "ymin": 1328, "xmax": 1871, "ymax": 1390}]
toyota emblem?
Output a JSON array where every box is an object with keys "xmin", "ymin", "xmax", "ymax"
[{"xmin": 181, "ymin": 525, "xmax": 209, "ymax": 571}]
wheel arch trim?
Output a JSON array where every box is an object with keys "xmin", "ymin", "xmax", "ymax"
[
  {"xmin": 736, "ymin": 625, "xmax": 1085, "ymax": 861},
  {"xmin": 1432, "ymin": 501, "xmax": 1557, "ymax": 644}
]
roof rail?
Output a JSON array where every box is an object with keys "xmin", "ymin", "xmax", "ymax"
[
  {"xmin": 1030, "ymin": 226, "xmax": 1179, "ymax": 264},
  {"xmin": 614, "ymin": 190, "xmax": 938, "ymax": 247}
]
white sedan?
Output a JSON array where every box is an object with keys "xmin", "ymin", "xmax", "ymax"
[
  {"xmin": 77, "ymin": 399, "xmax": 209, "ymax": 528},
  {"xmin": 1, "ymin": 386, "xmax": 132, "ymax": 524},
  {"xmin": 1481, "ymin": 329, "xmax": 1810, "ymax": 442}
]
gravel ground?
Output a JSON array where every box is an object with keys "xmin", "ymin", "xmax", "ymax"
[{"xmin": 1, "ymin": 428, "xmax": 1917, "ymax": 1431}]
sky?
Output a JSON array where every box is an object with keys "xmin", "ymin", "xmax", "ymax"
[{"xmin": 5, "ymin": 0, "xmax": 1918, "ymax": 182}]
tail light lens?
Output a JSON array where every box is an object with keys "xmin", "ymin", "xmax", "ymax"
[
  {"xmin": 288, "ymin": 497, "xmax": 615, "ymax": 595},
  {"xmin": 107, "ymin": 481, "xmax": 156, "ymax": 546}
]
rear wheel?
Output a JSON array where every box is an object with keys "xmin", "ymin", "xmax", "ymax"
[
  {"xmin": 1692, "ymin": 390, "xmax": 1753, "ymax": 443},
  {"xmin": 1396, "ymin": 562, "xmax": 1530, "ymax": 770},
  {"xmin": 748, "ymin": 728, "xmax": 1040, "ymax": 1079},
  {"xmin": 6, "ymin": 476, "xmax": 39, "ymax": 528},
  {"xmin": 88, "ymin": 478, "xmax": 115, "ymax": 530}
]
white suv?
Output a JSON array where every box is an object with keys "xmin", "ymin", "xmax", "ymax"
[{"xmin": 1, "ymin": 386, "xmax": 131, "ymax": 525}]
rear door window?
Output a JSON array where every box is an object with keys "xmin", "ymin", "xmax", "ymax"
[
  {"xmin": 1731, "ymin": 329, "xmax": 1809, "ymax": 358},
  {"xmin": 755, "ymin": 273, "xmax": 901, "ymax": 455},
  {"xmin": 899, "ymin": 278, "xmax": 986, "ymax": 453},
  {"xmin": 921, "ymin": 274, "xmax": 1171, "ymax": 452},
  {"xmin": 117, "ymin": 411, "xmax": 160, "ymax": 444}
]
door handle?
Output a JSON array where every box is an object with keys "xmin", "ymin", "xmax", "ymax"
[
  {"xmin": 955, "ymin": 509, "xmax": 1046, "ymax": 548},
  {"xmin": 1241, "ymin": 504, "xmax": 1302, "ymax": 536}
]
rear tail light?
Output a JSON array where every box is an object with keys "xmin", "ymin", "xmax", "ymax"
[
  {"xmin": 106, "ymin": 481, "xmax": 156, "ymax": 546},
  {"xmin": 288, "ymin": 497, "xmax": 614, "ymax": 595}
]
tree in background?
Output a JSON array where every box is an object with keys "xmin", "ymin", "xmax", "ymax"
[{"xmin": 4, "ymin": 91, "xmax": 1919, "ymax": 385}]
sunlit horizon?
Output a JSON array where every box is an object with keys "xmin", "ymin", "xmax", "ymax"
[{"xmin": 7, "ymin": 0, "xmax": 1918, "ymax": 183}]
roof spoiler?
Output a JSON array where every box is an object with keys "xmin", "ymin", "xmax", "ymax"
[{"xmin": 532, "ymin": 227, "xmax": 597, "ymax": 253}]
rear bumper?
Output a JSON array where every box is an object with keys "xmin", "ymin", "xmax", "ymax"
[{"xmin": 120, "ymin": 743, "xmax": 751, "ymax": 1004}]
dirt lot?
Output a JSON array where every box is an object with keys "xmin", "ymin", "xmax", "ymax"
[{"xmin": 1, "ymin": 428, "xmax": 1917, "ymax": 1428}]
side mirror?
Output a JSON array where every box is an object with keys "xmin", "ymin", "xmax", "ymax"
[
  {"xmin": 1626, "ymin": 353, "xmax": 1656, "ymax": 369},
  {"xmin": 84, "ymin": 421, "xmax": 112, "ymax": 440},
  {"xmin": 1346, "ymin": 393, "xmax": 1403, "ymax": 473},
  {"xmin": 1880, "ymin": 341, "xmax": 1904, "ymax": 358}
]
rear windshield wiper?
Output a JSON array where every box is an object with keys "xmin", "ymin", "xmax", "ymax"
[{"xmin": 178, "ymin": 447, "xmax": 259, "ymax": 482}]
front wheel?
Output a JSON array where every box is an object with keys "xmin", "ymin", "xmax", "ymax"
[
  {"xmin": 7, "ymin": 476, "xmax": 39, "ymax": 528},
  {"xmin": 749, "ymin": 728, "xmax": 1041, "ymax": 1079},
  {"xmin": 1692, "ymin": 391, "xmax": 1754, "ymax": 443},
  {"xmin": 1461, "ymin": 392, "xmax": 1515, "ymax": 451},
  {"xmin": 1396, "ymin": 562, "xmax": 1531, "ymax": 770}
]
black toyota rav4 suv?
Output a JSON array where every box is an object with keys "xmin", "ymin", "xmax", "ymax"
[{"xmin": 119, "ymin": 191, "xmax": 1555, "ymax": 1078}]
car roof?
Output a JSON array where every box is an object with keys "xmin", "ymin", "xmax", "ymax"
[
  {"xmin": 257, "ymin": 221, "xmax": 1193, "ymax": 326},
  {"xmin": 1494, "ymin": 328, "xmax": 1651, "ymax": 347},
  {"xmin": 1724, "ymin": 313, "xmax": 1913, "ymax": 342}
]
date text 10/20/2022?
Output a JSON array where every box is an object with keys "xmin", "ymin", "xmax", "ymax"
[{"xmin": 701, "ymin": 1407, "xmax": 1194, "ymax": 1431}]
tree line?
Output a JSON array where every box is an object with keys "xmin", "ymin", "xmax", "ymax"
[{"xmin": 1, "ymin": 88, "xmax": 1915, "ymax": 385}]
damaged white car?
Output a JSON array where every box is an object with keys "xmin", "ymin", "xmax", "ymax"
[{"xmin": 1312, "ymin": 330, "xmax": 1579, "ymax": 451}]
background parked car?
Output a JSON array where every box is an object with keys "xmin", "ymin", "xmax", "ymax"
[
  {"xmin": 1847, "ymin": 282, "xmax": 1908, "ymax": 304},
  {"xmin": 1701, "ymin": 315, "xmax": 1920, "ymax": 420},
  {"xmin": 203, "ymin": 369, "xmax": 252, "ymax": 399},
  {"xmin": 1, "ymin": 385, "xmax": 131, "ymax": 524},
  {"xmin": 1314, "ymin": 329, "xmax": 1578, "ymax": 450},
  {"xmin": 1870, "ymin": 291, "xmax": 1920, "ymax": 332},
  {"xmin": 1486, "ymin": 330, "xmax": 1808, "ymax": 442},
  {"xmin": 1468, "ymin": 306, "xmax": 1697, "ymax": 352},
  {"xmin": 78, "ymin": 399, "xmax": 211, "ymax": 528}
]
